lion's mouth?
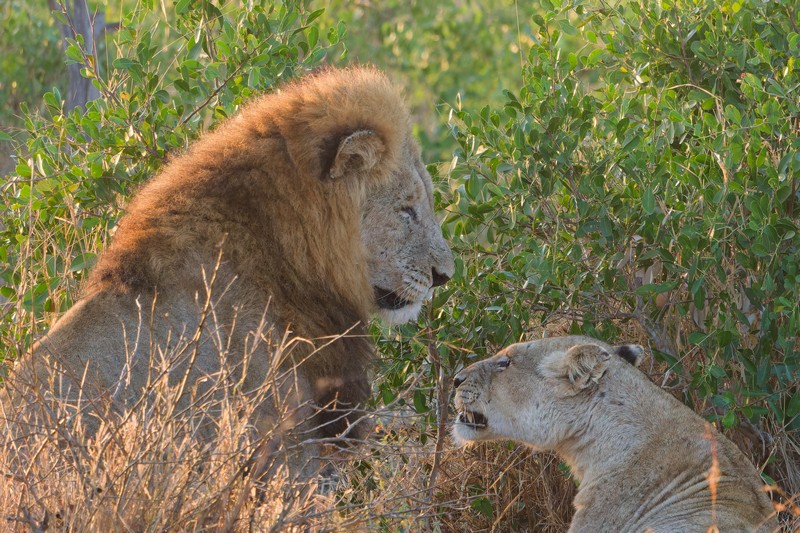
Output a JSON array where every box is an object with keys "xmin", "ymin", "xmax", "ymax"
[
  {"xmin": 456, "ymin": 410, "xmax": 488, "ymax": 430},
  {"xmin": 374, "ymin": 287, "xmax": 414, "ymax": 310}
]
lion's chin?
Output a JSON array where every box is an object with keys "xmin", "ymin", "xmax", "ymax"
[
  {"xmin": 375, "ymin": 300, "xmax": 423, "ymax": 325},
  {"xmin": 373, "ymin": 286, "xmax": 427, "ymax": 325}
]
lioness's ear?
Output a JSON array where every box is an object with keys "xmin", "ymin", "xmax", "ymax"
[
  {"xmin": 329, "ymin": 129, "xmax": 385, "ymax": 180},
  {"xmin": 543, "ymin": 344, "xmax": 611, "ymax": 391},
  {"xmin": 615, "ymin": 344, "xmax": 645, "ymax": 367}
]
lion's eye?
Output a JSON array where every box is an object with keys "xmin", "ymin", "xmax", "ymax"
[{"xmin": 401, "ymin": 206, "xmax": 418, "ymax": 220}]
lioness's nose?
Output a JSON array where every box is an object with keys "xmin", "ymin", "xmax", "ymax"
[
  {"xmin": 432, "ymin": 268, "xmax": 450, "ymax": 287},
  {"xmin": 453, "ymin": 374, "xmax": 465, "ymax": 389}
]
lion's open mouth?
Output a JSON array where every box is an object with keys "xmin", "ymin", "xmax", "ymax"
[
  {"xmin": 456, "ymin": 410, "xmax": 488, "ymax": 430},
  {"xmin": 374, "ymin": 287, "xmax": 413, "ymax": 310}
]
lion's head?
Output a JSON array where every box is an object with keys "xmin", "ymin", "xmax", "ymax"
[
  {"xmin": 237, "ymin": 66, "xmax": 456, "ymax": 327},
  {"xmin": 88, "ymin": 66, "xmax": 454, "ymax": 329},
  {"xmin": 452, "ymin": 336, "xmax": 643, "ymax": 448},
  {"xmin": 360, "ymin": 139, "xmax": 454, "ymax": 324}
]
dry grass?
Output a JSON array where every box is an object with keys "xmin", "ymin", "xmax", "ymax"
[
  {"xmin": 0, "ymin": 332, "xmax": 577, "ymax": 532},
  {"xmin": 7, "ymin": 317, "xmax": 792, "ymax": 532},
  {"xmin": 1, "ymin": 321, "xmax": 311, "ymax": 531}
]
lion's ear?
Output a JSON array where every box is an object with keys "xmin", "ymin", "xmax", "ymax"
[
  {"xmin": 329, "ymin": 129, "xmax": 386, "ymax": 180},
  {"xmin": 543, "ymin": 344, "xmax": 611, "ymax": 391},
  {"xmin": 615, "ymin": 344, "xmax": 645, "ymax": 367}
]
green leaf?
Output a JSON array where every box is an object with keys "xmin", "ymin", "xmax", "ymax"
[
  {"xmin": 413, "ymin": 389, "xmax": 429, "ymax": 413},
  {"xmin": 702, "ymin": 112, "xmax": 718, "ymax": 131},
  {"xmin": 778, "ymin": 152, "xmax": 794, "ymax": 180},
  {"xmin": 70, "ymin": 253, "xmax": 97, "ymax": 273},
  {"xmin": 709, "ymin": 364, "xmax": 726, "ymax": 379},
  {"xmin": 742, "ymin": 73, "xmax": 762, "ymax": 91},
  {"xmin": 113, "ymin": 58, "xmax": 136, "ymax": 70},
  {"xmin": 65, "ymin": 43, "xmax": 83, "ymax": 62},
  {"xmin": 381, "ymin": 388, "xmax": 397, "ymax": 405},
  {"xmin": 635, "ymin": 281, "xmax": 679, "ymax": 296},
  {"xmin": 470, "ymin": 497, "xmax": 493, "ymax": 518},
  {"xmin": 787, "ymin": 391, "xmax": 800, "ymax": 419},
  {"xmin": 307, "ymin": 26, "xmax": 319, "ymax": 49},
  {"xmin": 642, "ymin": 187, "xmax": 656, "ymax": 214},
  {"xmin": 306, "ymin": 8, "xmax": 325, "ymax": 25},
  {"xmin": 722, "ymin": 409, "xmax": 736, "ymax": 428},
  {"xmin": 688, "ymin": 331, "xmax": 709, "ymax": 345},
  {"xmin": 175, "ymin": 0, "xmax": 192, "ymax": 14},
  {"xmin": 724, "ymin": 105, "xmax": 741, "ymax": 125},
  {"xmin": 586, "ymin": 48, "xmax": 605, "ymax": 66}
]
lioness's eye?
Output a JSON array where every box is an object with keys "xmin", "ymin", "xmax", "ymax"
[{"xmin": 401, "ymin": 206, "xmax": 418, "ymax": 220}]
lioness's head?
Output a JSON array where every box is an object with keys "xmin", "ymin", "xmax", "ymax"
[{"xmin": 452, "ymin": 336, "xmax": 644, "ymax": 448}]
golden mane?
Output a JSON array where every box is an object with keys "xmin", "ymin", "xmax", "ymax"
[{"xmin": 89, "ymin": 66, "xmax": 409, "ymax": 316}]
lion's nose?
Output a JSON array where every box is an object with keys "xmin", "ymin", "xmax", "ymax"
[
  {"xmin": 453, "ymin": 374, "xmax": 465, "ymax": 389},
  {"xmin": 432, "ymin": 268, "xmax": 450, "ymax": 287}
]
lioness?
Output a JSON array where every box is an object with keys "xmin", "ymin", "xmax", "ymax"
[
  {"xmin": 2, "ymin": 67, "xmax": 454, "ymax": 468},
  {"xmin": 452, "ymin": 336, "xmax": 777, "ymax": 532}
]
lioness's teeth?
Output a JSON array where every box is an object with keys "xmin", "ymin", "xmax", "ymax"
[{"xmin": 458, "ymin": 409, "xmax": 487, "ymax": 428}]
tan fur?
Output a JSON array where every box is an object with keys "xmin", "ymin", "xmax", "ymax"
[
  {"xmin": 3, "ymin": 66, "xmax": 453, "ymax": 461},
  {"xmin": 452, "ymin": 336, "xmax": 777, "ymax": 532}
]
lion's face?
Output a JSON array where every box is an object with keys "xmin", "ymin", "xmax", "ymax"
[
  {"xmin": 451, "ymin": 336, "xmax": 643, "ymax": 449},
  {"xmin": 360, "ymin": 141, "xmax": 454, "ymax": 325}
]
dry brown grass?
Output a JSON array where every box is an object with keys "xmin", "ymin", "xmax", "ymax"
[
  {"xmin": 4, "ymin": 347, "xmax": 797, "ymax": 532},
  {"xmin": 1, "ymin": 320, "xmax": 312, "ymax": 531},
  {"xmin": 0, "ymin": 333, "xmax": 578, "ymax": 532}
]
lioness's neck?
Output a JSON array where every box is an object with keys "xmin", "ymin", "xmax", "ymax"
[
  {"xmin": 555, "ymin": 361, "xmax": 693, "ymax": 484},
  {"xmin": 552, "ymin": 361, "xmax": 759, "ymax": 529}
]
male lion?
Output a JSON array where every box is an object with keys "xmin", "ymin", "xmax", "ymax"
[
  {"xmin": 452, "ymin": 336, "xmax": 777, "ymax": 532},
  {"xmin": 3, "ymin": 67, "xmax": 454, "ymax": 467}
]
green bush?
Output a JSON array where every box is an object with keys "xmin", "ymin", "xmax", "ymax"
[
  {"xmin": 316, "ymin": 0, "xmax": 535, "ymax": 160},
  {"xmin": 420, "ymin": 0, "xmax": 799, "ymax": 488},
  {"xmin": 0, "ymin": 0, "xmax": 341, "ymax": 350}
]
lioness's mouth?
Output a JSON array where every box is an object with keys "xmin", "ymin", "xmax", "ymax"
[
  {"xmin": 457, "ymin": 410, "xmax": 488, "ymax": 430},
  {"xmin": 374, "ymin": 287, "xmax": 413, "ymax": 310}
]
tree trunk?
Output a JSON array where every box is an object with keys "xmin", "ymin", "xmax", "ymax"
[{"xmin": 48, "ymin": 0, "xmax": 114, "ymax": 111}]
